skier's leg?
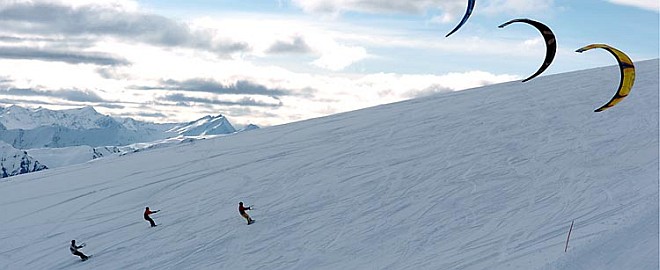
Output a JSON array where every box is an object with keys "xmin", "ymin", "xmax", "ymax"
[
  {"xmin": 146, "ymin": 216, "xmax": 156, "ymax": 227},
  {"xmin": 74, "ymin": 251, "xmax": 87, "ymax": 260},
  {"xmin": 241, "ymin": 213, "xmax": 251, "ymax": 224}
]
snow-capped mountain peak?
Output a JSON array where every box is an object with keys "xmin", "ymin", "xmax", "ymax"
[
  {"xmin": 0, "ymin": 105, "xmax": 109, "ymax": 130},
  {"xmin": 238, "ymin": 124, "xmax": 260, "ymax": 132},
  {"xmin": 64, "ymin": 105, "xmax": 96, "ymax": 113},
  {"xmin": 168, "ymin": 114, "xmax": 237, "ymax": 136}
]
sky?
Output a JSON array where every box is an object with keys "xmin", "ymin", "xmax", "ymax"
[{"xmin": 0, "ymin": 0, "xmax": 657, "ymax": 126}]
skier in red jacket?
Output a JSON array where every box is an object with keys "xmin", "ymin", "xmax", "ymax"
[
  {"xmin": 238, "ymin": 202, "xmax": 254, "ymax": 225},
  {"xmin": 144, "ymin": 207, "xmax": 160, "ymax": 227}
]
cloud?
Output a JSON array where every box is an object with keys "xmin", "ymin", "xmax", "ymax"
[
  {"xmin": 0, "ymin": 98, "xmax": 56, "ymax": 107},
  {"xmin": 96, "ymin": 67, "xmax": 133, "ymax": 80},
  {"xmin": 0, "ymin": 46, "xmax": 130, "ymax": 66},
  {"xmin": 0, "ymin": 87, "xmax": 107, "ymax": 103},
  {"xmin": 267, "ymin": 36, "xmax": 312, "ymax": 54},
  {"xmin": 133, "ymin": 79, "xmax": 292, "ymax": 97},
  {"xmin": 606, "ymin": 0, "xmax": 659, "ymax": 11},
  {"xmin": 95, "ymin": 103, "xmax": 125, "ymax": 109},
  {"xmin": 312, "ymin": 44, "xmax": 368, "ymax": 71},
  {"xmin": 0, "ymin": 2, "xmax": 249, "ymax": 56},
  {"xmin": 481, "ymin": 0, "xmax": 555, "ymax": 15},
  {"xmin": 355, "ymin": 70, "xmax": 520, "ymax": 99},
  {"xmin": 161, "ymin": 94, "xmax": 283, "ymax": 108},
  {"xmin": 290, "ymin": 0, "xmax": 555, "ymax": 15},
  {"xmin": 128, "ymin": 111, "xmax": 168, "ymax": 119},
  {"xmin": 290, "ymin": 0, "xmax": 445, "ymax": 14}
]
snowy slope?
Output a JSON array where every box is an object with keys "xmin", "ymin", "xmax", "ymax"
[{"xmin": 0, "ymin": 60, "xmax": 657, "ymax": 270}]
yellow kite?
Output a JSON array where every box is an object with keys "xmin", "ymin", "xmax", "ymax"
[{"xmin": 575, "ymin": 44, "xmax": 635, "ymax": 112}]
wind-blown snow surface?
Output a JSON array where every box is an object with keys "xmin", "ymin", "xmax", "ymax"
[{"xmin": 0, "ymin": 60, "xmax": 658, "ymax": 270}]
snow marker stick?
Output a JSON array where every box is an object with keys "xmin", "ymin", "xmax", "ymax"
[{"xmin": 565, "ymin": 220, "xmax": 574, "ymax": 252}]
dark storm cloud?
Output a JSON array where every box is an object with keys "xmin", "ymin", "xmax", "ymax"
[
  {"xmin": 0, "ymin": 2, "xmax": 249, "ymax": 56},
  {"xmin": 0, "ymin": 46, "xmax": 130, "ymax": 66},
  {"xmin": 134, "ymin": 79, "xmax": 291, "ymax": 97},
  {"xmin": 0, "ymin": 87, "xmax": 107, "ymax": 103},
  {"xmin": 267, "ymin": 36, "xmax": 312, "ymax": 54},
  {"xmin": 161, "ymin": 93, "xmax": 283, "ymax": 108}
]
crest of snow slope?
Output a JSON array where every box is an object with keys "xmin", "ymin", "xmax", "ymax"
[
  {"xmin": 0, "ymin": 141, "xmax": 47, "ymax": 178},
  {"xmin": 24, "ymin": 125, "xmax": 254, "ymax": 171},
  {"xmin": 25, "ymin": 146, "xmax": 124, "ymax": 169},
  {"xmin": 26, "ymin": 133, "xmax": 250, "ymax": 170},
  {"xmin": 0, "ymin": 60, "xmax": 657, "ymax": 270}
]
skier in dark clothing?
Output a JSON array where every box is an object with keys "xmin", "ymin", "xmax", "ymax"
[
  {"xmin": 144, "ymin": 207, "xmax": 160, "ymax": 227},
  {"xmin": 238, "ymin": 202, "xmax": 254, "ymax": 225},
  {"xmin": 70, "ymin": 240, "xmax": 89, "ymax": 261}
]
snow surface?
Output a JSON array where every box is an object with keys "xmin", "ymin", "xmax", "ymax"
[{"xmin": 0, "ymin": 60, "xmax": 657, "ymax": 270}]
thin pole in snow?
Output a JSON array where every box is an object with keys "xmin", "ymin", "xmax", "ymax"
[{"xmin": 565, "ymin": 220, "xmax": 574, "ymax": 252}]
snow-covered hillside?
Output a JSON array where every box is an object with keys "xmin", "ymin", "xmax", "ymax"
[{"xmin": 0, "ymin": 60, "xmax": 657, "ymax": 270}]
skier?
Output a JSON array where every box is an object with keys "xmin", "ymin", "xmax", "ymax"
[
  {"xmin": 238, "ymin": 202, "xmax": 254, "ymax": 225},
  {"xmin": 70, "ymin": 240, "xmax": 89, "ymax": 261},
  {"xmin": 144, "ymin": 207, "xmax": 160, "ymax": 227}
]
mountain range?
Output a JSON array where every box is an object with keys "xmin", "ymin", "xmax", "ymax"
[{"xmin": 0, "ymin": 106, "xmax": 258, "ymax": 178}]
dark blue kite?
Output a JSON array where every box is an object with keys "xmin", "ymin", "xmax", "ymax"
[{"xmin": 445, "ymin": 0, "xmax": 476, "ymax": 37}]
